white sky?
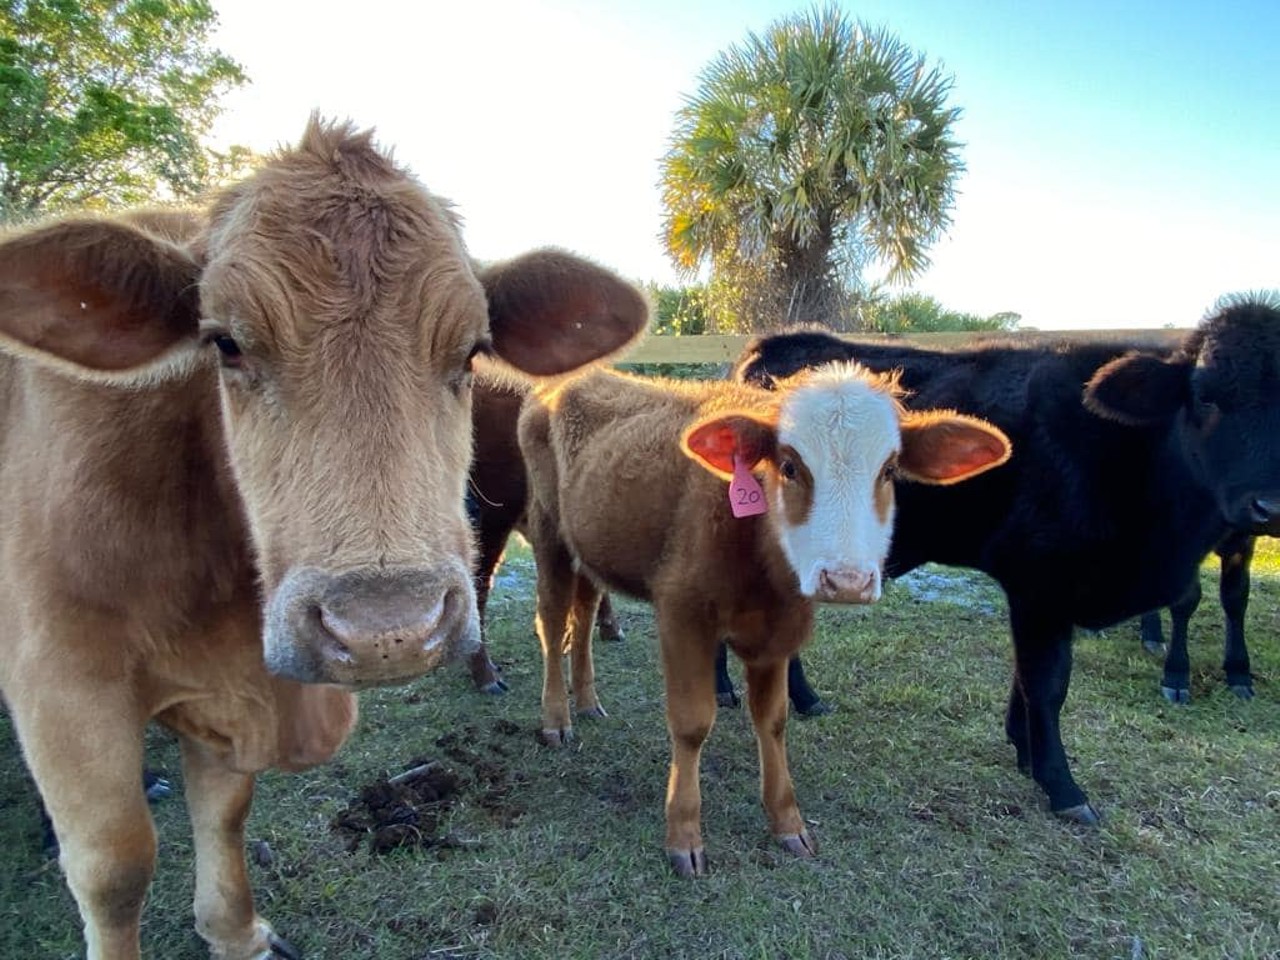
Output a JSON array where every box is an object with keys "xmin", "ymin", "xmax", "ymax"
[{"xmin": 208, "ymin": 0, "xmax": 1279, "ymax": 330}]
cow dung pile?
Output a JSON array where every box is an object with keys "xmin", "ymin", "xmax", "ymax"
[{"xmin": 331, "ymin": 759, "xmax": 463, "ymax": 855}]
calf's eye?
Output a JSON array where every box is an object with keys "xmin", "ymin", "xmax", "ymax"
[{"xmin": 780, "ymin": 460, "xmax": 798, "ymax": 481}]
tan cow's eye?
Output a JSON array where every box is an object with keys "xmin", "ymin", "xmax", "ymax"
[
  {"xmin": 780, "ymin": 459, "xmax": 798, "ymax": 481},
  {"xmin": 205, "ymin": 333, "xmax": 243, "ymax": 369}
]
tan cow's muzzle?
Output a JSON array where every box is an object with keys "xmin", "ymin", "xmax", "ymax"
[
  {"xmin": 814, "ymin": 566, "xmax": 882, "ymax": 604},
  {"xmin": 264, "ymin": 565, "xmax": 481, "ymax": 687}
]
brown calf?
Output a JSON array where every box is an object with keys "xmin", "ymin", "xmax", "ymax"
[
  {"xmin": 0, "ymin": 117, "xmax": 646, "ymax": 959},
  {"xmin": 519, "ymin": 365, "xmax": 1010, "ymax": 875}
]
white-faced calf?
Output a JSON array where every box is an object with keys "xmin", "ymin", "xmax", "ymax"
[{"xmin": 518, "ymin": 363, "xmax": 1010, "ymax": 875}]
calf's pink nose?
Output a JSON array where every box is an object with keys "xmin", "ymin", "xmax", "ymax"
[{"xmin": 817, "ymin": 567, "xmax": 878, "ymax": 603}]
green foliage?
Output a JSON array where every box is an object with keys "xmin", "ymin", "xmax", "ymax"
[
  {"xmin": 617, "ymin": 283, "xmax": 720, "ymax": 380},
  {"xmin": 863, "ymin": 291, "xmax": 1022, "ymax": 333},
  {"xmin": 661, "ymin": 5, "xmax": 964, "ymax": 331},
  {"xmin": 0, "ymin": 0, "xmax": 248, "ymax": 220}
]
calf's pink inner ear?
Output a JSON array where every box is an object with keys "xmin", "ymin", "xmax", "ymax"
[
  {"xmin": 682, "ymin": 414, "xmax": 777, "ymax": 478},
  {"xmin": 898, "ymin": 414, "xmax": 1012, "ymax": 485}
]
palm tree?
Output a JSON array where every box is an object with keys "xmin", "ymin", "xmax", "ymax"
[{"xmin": 661, "ymin": 7, "xmax": 963, "ymax": 331}]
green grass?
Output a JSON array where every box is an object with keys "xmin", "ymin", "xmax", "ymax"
[{"xmin": 4, "ymin": 542, "xmax": 1280, "ymax": 959}]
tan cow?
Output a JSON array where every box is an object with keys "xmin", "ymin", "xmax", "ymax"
[
  {"xmin": 0, "ymin": 116, "xmax": 646, "ymax": 960},
  {"xmin": 518, "ymin": 364, "xmax": 1010, "ymax": 875}
]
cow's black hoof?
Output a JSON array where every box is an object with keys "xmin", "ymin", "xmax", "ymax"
[
  {"xmin": 716, "ymin": 691, "xmax": 740, "ymax": 708},
  {"xmin": 1053, "ymin": 802, "xmax": 1102, "ymax": 826},
  {"xmin": 1160, "ymin": 685, "xmax": 1190, "ymax": 704},
  {"xmin": 269, "ymin": 932, "xmax": 303, "ymax": 960},
  {"xmin": 666, "ymin": 846, "xmax": 708, "ymax": 877},
  {"xmin": 1229, "ymin": 683, "xmax": 1255, "ymax": 700},
  {"xmin": 794, "ymin": 699, "xmax": 833, "ymax": 718},
  {"xmin": 478, "ymin": 677, "xmax": 509, "ymax": 695},
  {"xmin": 1141, "ymin": 640, "xmax": 1166, "ymax": 656}
]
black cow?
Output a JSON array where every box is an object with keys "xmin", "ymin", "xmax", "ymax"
[
  {"xmin": 731, "ymin": 296, "xmax": 1280, "ymax": 823},
  {"xmin": 1138, "ymin": 518, "xmax": 1280, "ymax": 702}
]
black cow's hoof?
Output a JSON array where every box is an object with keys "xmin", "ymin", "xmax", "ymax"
[
  {"xmin": 1054, "ymin": 802, "xmax": 1102, "ymax": 826},
  {"xmin": 1160, "ymin": 685, "xmax": 1191, "ymax": 704},
  {"xmin": 478, "ymin": 677, "xmax": 509, "ymax": 695},
  {"xmin": 269, "ymin": 932, "xmax": 303, "ymax": 960},
  {"xmin": 1229, "ymin": 684, "xmax": 1255, "ymax": 700},
  {"xmin": 143, "ymin": 772, "xmax": 173, "ymax": 802},
  {"xmin": 716, "ymin": 690, "xmax": 740, "ymax": 708},
  {"xmin": 795, "ymin": 699, "xmax": 833, "ymax": 718},
  {"xmin": 1141, "ymin": 639, "xmax": 1166, "ymax": 656}
]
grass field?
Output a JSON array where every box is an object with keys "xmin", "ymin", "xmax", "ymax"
[{"xmin": 3, "ymin": 542, "xmax": 1280, "ymax": 959}]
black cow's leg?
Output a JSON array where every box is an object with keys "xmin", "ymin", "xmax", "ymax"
[
  {"xmin": 1218, "ymin": 532, "xmax": 1255, "ymax": 699},
  {"xmin": 787, "ymin": 656, "xmax": 831, "ymax": 717},
  {"xmin": 1008, "ymin": 604, "xmax": 1097, "ymax": 823},
  {"xmin": 1160, "ymin": 575, "xmax": 1201, "ymax": 703},
  {"xmin": 1138, "ymin": 611, "xmax": 1165, "ymax": 655},
  {"xmin": 714, "ymin": 643, "xmax": 739, "ymax": 707}
]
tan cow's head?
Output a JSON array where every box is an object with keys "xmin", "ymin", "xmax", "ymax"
[{"xmin": 0, "ymin": 116, "xmax": 647, "ymax": 687}]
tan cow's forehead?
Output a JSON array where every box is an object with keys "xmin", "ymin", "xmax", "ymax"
[{"xmin": 200, "ymin": 126, "xmax": 486, "ymax": 360}]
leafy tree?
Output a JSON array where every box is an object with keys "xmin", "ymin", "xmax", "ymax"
[
  {"xmin": 862, "ymin": 291, "xmax": 1021, "ymax": 334},
  {"xmin": 0, "ymin": 0, "xmax": 248, "ymax": 220},
  {"xmin": 661, "ymin": 6, "xmax": 963, "ymax": 332}
]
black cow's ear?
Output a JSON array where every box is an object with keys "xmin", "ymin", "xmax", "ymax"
[{"xmin": 1083, "ymin": 352, "xmax": 1192, "ymax": 426}]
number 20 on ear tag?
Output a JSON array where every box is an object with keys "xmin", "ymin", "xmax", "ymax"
[{"xmin": 729, "ymin": 453, "xmax": 767, "ymax": 518}]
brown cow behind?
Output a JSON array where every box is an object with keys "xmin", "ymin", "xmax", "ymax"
[
  {"xmin": 466, "ymin": 372, "xmax": 623, "ymax": 694},
  {"xmin": 518, "ymin": 365, "xmax": 1010, "ymax": 875},
  {"xmin": 0, "ymin": 116, "xmax": 646, "ymax": 960}
]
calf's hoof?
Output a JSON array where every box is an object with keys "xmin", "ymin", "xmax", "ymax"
[
  {"xmin": 576, "ymin": 703, "xmax": 608, "ymax": 719},
  {"xmin": 1053, "ymin": 802, "xmax": 1102, "ymax": 826},
  {"xmin": 598, "ymin": 624, "xmax": 626, "ymax": 644},
  {"xmin": 1160, "ymin": 685, "xmax": 1191, "ymax": 704},
  {"xmin": 777, "ymin": 829, "xmax": 817, "ymax": 858},
  {"xmin": 716, "ymin": 690, "xmax": 740, "ymax": 709},
  {"xmin": 1229, "ymin": 683, "xmax": 1255, "ymax": 700},
  {"xmin": 667, "ymin": 846, "xmax": 708, "ymax": 877},
  {"xmin": 539, "ymin": 727, "xmax": 574, "ymax": 747}
]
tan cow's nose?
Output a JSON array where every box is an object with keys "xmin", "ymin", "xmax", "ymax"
[
  {"xmin": 265, "ymin": 566, "xmax": 481, "ymax": 687},
  {"xmin": 318, "ymin": 592, "xmax": 447, "ymax": 664},
  {"xmin": 816, "ymin": 567, "xmax": 879, "ymax": 604}
]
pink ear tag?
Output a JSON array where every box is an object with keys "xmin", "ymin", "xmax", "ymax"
[{"xmin": 729, "ymin": 453, "xmax": 767, "ymax": 518}]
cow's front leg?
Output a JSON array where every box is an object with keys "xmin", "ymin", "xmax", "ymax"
[
  {"xmin": 181, "ymin": 738, "xmax": 297, "ymax": 960},
  {"xmin": 659, "ymin": 609, "xmax": 717, "ymax": 876},
  {"xmin": 744, "ymin": 657, "xmax": 815, "ymax": 859},
  {"xmin": 11, "ymin": 680, "xmax": 153, "ymax": 960}
]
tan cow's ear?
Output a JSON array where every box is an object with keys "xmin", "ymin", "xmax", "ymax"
[
  {"xmin": 682, "ymin": 413, "xmax": 778, "ymax": 480},
  {"xmin": 0, "ymin": 218, "xmax": 202, "ymax": 379},
  {"xmin": 898, "ymin": 411, "xmax": 1012, "ymax": 485},
  {"xmin": 479, "ymin": 248, "xmax": 649, "ymax": 376}
]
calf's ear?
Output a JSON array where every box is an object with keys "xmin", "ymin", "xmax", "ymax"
[
  {"xmin": 0, "ymin": 218, "xmax": 202, "ymax": 379},
  {"xmin": 899, "ymin": 412, "xmax": 1012, "ymax": 485},
  {"xmin": 682, "ymin": 413, "xmax": 778, "ymax": 480},
  {"xmin": 1083, "ymin": 352, "xmax": 1192, "ymax": 426},
  {"xmin": 480, "ymin": 249, "xmax": 649, "ymax": 376}
]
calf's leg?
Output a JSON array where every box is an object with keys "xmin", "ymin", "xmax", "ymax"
[
  {"xmin": 181, "ymin": 738, "xmax": 297, "ymax": 960},
  {"xmin": 659, "ymin": 607, "xmax": 718, "ymax": 876},
  {"xmin": 744, "ymin": 657, "xmax": 815, "ymax": 858},
  {"xmin": 528, "ymin": 506, "xmax": 579, "ymax": 746},
  {"xmin": 594, "ymin": 592, "xmax": 625, "ymax": 643},
  {"xmin": 567, "ymin": 572, "xmax": 605, "ymax": 719}
]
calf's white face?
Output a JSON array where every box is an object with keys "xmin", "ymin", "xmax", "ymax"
[
  {"xmin": 773, "ymin": 367, "xmax": 903, "ymax": 600},
  {"xmin": 683, "ymin": 362, "xmax": 1012, "ymax": 604}
]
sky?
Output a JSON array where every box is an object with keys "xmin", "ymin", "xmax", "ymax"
[{"xmin": 208, "ymin": 0, "xmax": 1279, "ymax": 330}]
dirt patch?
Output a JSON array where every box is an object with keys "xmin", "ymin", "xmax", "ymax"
[{"xmin": 332, "ymin": 720, "xmax": 529, "ymax": 854}]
